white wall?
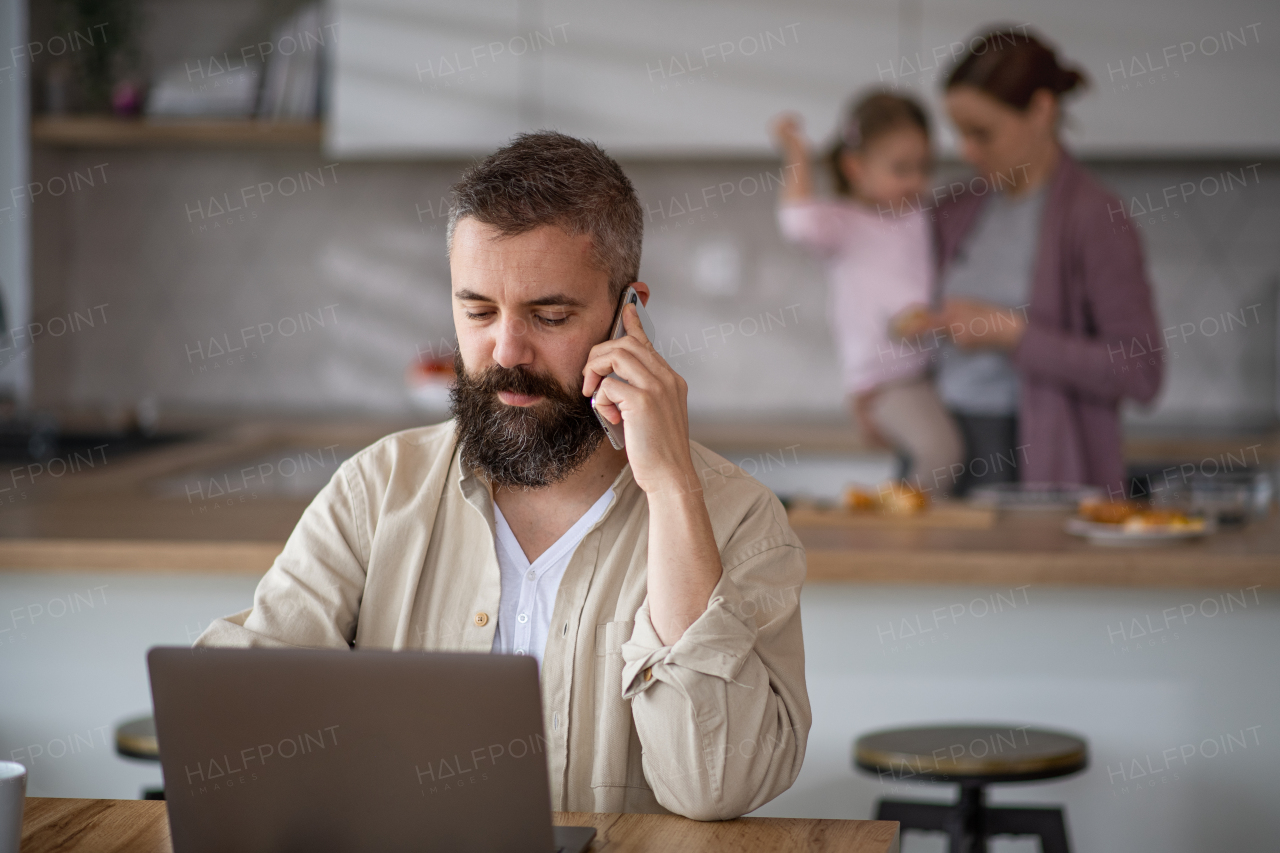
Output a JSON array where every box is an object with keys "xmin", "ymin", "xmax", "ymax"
[
  {"xmin": 31, "ymin": 152, "xmax": 1280, "ymax": 427},
  {"xmin": 0, "ymin": 572, "xmax": 261, "ymax": 798}
]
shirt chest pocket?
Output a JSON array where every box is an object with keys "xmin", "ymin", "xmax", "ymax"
[{"xmin": 590, "ymin": 620, "xmax": 649, "ymax": 790}]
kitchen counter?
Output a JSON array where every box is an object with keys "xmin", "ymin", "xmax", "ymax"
[
  {"xmin": 0, "ymin": 419, "xmax": 1274, "ymax": 588},
  {"xmin": 0, "ymin": 420, "xmax": 385, "ymax": 572},
  {"xmin": 797, "ymin": 509, "xmax": 1278, "ymax": 588},
  {"xmin": 3, "ymin": 505, "xmax": 1274, "ymax": 589}
]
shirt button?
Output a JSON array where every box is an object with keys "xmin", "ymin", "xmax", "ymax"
[
  {"xmin": 474, "ymin": 612, "xmax": 489, "ymax": 627},
  {"xmin": 517, "ymin": 613, "xmax": 529, "ymax": 624},
  {"xmin": 643, "ymin": 667, "xmax": 653, "ymax": 682},
  {"xmin": 515, "ymin": 649, "xmax": 525, "ymax": 656},
  {"xmin": 526, "ymin": 570, "xmax": 536, "ymax": 581}
]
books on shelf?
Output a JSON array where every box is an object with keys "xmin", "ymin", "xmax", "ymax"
[
  {"xmin": 145, "ymin": 3, "xmax": 330, "ymax": 122},
  {"xmin": 258, "ymin": 4, "xmax": 326, "ymax": 121},
  {"xmin": 146, "ymin": 61, "xmax": 261, "ymax": 118}
]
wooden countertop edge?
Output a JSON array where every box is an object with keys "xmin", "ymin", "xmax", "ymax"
[
  {"xmin": 0, "ymin": 539, "xmax": 279, "ymax": 573},
  {"xmin": 805, "ymin": 549, "xmax": 1277, "ymax": 588},
  {"xmin": 0, "ymin": 539, "xmax": 1271, "ymax": 589},
  {"xmin": 21, "ymin": 798, "xmax": 900, "ymax": 853}
]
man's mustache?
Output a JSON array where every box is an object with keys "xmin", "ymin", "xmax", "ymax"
[
  {"xmin": 474, "ymin": 368, "xmax": 562, "ymax": 398},
  {"xmin": 456, "ymin": 356, "xmax": 577, "ymax": 403}
]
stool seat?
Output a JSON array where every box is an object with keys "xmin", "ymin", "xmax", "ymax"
[
  {"xmin": 115, "ymin": 715, "xmax": 159, "ymax": 761},
  {"xmin": 855, "ymin": 724, "xmax": 1087, "ymax": 784}
]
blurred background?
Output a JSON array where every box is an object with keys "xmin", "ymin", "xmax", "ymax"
[{"xmin": 0, "ymin": 1, "xmax": 1277, "ymax": 852}]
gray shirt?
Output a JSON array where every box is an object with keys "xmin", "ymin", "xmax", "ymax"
[{"xmin": 936, "ymin": 186, "xmax": 1047, "ymax": 415}]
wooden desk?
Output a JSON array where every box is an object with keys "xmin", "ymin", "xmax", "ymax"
[{"xmin": 20, "ymin": 798, "xmax": 900, "ymax": 853}]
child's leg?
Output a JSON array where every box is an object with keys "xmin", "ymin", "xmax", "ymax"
[{"xmin": 865, "ymin": 377, "xmax": 965, "ymax": 496}]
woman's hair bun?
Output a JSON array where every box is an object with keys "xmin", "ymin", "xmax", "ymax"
[
  {"xmin": 946, "ymin": 26, "xmax": 1088, "ymax": 110},
  {"xmin": 1054, "ymin": 65, "xmax": 1086, "ymax": 95}
]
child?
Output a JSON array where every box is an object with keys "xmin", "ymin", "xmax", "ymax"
[{"xmin": 772, "ymin": 92, "xmax": 963, "ymax": 494}]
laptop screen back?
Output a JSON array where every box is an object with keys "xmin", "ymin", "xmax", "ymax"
[{"xmin": 148, "ymin": 647, "xmax": 555, "ymax": 853}]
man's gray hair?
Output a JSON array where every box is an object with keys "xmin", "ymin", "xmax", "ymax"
[{"xmin": 446, "ymin": 131, "xmax": 643, "ymax": 300}]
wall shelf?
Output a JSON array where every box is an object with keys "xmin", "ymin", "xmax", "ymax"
[{"xmin": 31, "ymin": 116, "xmax": 323, "ymax": 148}]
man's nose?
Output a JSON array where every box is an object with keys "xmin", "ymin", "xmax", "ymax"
[{"xmin": 491, "ymin": 315, "xmax": 534, "ymax": 369}]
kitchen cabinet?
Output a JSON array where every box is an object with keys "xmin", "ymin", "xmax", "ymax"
[
  {"xmin": 918, "ymin": 0, "xmax": 1277, "ymax": 155},
  {"xmin": 328, "ymin": 0, "xmax": 528, "ymax": 156},
  {"xmin": 329, "ymin": 0, "xmax": 1280, "ymax": 157},
  {"xmin": 327, "ymin": 0, "xmax": 899, "ymax": 157}
]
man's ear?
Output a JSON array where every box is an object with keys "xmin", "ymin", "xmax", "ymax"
[{"xmin": 631, "ymin": 281, "xmax": 651, "ymax": 307}]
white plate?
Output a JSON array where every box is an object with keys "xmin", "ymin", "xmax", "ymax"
[{"xmin": 1065, "ymin": 516, "xmax": 1216, "ymax": 546}]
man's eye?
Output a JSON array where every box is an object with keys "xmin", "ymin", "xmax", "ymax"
[
  {"xmin": 464, "ymin": 310, "xmax": 492, "ymax": 320},
  {"xmin": 537, "ymin": 314, "xmax": 569, "ymax": 327}
]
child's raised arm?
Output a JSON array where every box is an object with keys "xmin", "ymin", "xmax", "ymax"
[{"xmin": 770, "ymin": 113, "xmax": 813, "ymax": 203}]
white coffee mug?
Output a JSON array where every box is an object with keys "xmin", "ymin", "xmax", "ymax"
[{"xmin": 0, "ymin": 761, "xmax": 26, "ymax": 853}]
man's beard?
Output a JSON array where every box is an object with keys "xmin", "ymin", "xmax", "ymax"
[{"xmin": 450, "ymin": 351, "xmax": 605, "ymax": 488}]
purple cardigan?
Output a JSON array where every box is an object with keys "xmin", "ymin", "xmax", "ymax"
[{"xmin": 934, "ymin": 152, "xmax": 1163, "ymax": 496}]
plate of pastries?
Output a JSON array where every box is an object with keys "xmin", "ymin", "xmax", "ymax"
[{"xmin": 1066, "ymin": 499, "xmax": 1214, "ymax": 545}]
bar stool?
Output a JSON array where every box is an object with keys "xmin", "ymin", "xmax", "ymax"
[
  {"xmin": 854, "ymin": 724, "xmax": 1087, "ymax": 853},
  {"xmin": 115, "ymin": 715, "xmax": 164, "ymax": 800}
]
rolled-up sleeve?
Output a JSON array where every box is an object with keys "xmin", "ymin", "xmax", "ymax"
[
  {"xmin": 195, "ymin": 461, "xmax": 370, "ymax": 649},
  {"xmin": 619, "ymin": 536, "xmax": 809, "ymax": 821}
]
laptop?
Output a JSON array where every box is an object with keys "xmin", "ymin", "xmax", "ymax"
[{"xmin": 147, "ymin": 647, "xmax": 596, "ymax": 853}]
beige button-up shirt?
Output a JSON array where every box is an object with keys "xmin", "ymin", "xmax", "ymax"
[{"xmin": 196, "ymin": 422, "xmax": 810, "ymax": 820}]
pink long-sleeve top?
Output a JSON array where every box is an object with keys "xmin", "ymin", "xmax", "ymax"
[{"xmin": 778, "ymin": 199, "xmax": 933, "ymax": 395}]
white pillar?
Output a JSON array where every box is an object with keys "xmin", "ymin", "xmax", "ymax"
[{"xmin": 0, "ymin": 0, "xmax": 31, "ymax": 404}]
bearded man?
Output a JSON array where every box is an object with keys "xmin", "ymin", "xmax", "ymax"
[{"xmin": 197, "ymin": 131, "xmax": 810, "ymax": 821}]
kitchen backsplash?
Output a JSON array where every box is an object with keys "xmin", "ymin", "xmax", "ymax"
[{"xmin": 28, "ymin": 148, "xmax": 1278, "ymax": 429}]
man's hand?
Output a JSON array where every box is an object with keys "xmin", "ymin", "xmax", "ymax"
[
  {"xmin": 582, "ymin": 302, "xmax": 698, "ymax": 496},
  {"xmin": 582, "ymin": 300, "xmax": 722, "ymax": 645}
]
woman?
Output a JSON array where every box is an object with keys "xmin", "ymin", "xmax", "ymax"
[{"xmin": 905, "ymin": 28, "xmax": 1163, "ymax": 497}]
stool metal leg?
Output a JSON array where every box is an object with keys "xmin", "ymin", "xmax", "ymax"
[
  {"xmin": 876, "ymin": 799, "xmax": 951, "ymax": 830},
  {"xmin": 983, "ymin": 806, "xmax": 1071, "ymax": 853},
  {"xmin": 875, "ymin": 782, "xmax": 990, "ymax": 853},
  {"xmin": 876, "ymin": 800, "xmax": 968, "ymax": 853},
  {"xmin": 955, "ymin": 782, "xmax": 987, "ymax": 853}
]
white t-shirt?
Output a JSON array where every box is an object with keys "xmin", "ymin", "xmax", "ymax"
[{"xmin": 490, "ymin": 487, "xmax": 615, "ymax": 669}]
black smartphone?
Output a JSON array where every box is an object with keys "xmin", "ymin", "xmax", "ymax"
[{"xmin": 592, "ymin": 286, "xmax": 657, "ymax": 450}]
